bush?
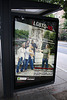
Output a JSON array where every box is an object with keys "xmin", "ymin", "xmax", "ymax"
[
  {"xmin": 43, "ymin": 31, "xmax": 56, "ymax": 53},
  {"xmin": 60, "ymin": 33, "xmax": 67, "ymax": 41},
  {"xmin": 44, "ymin": 31, "xmax": 50, "ymax": 39},
  {"xmin": 15, "ymin": 29, "xmax": 29, "ymax": 39}
]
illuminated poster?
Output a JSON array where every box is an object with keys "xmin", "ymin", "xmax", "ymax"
[{"xmin": 14, "ymin": 17, "xmax": 58, "ymax": 89}]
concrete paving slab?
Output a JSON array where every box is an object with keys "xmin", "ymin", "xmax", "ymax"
[
  {"xmin": 0, "ymin": 70, "xmax": 3, "ymax": 81},
  {"xmin": 49, "ymin": 82, "xmax": 67, "ymax": 94},
  {"xmin": 45, "ymin": 85, "xmax": 55, "ymax": 94},
  {"xmin": 53, "ymin": 75, "xmax": 66, "ymax": 85},
  {"xmin": 56, "ymin": 67, "xmax": 62, "ymax": 75},
  {"xmin": 0, "ymin": 80, "xmax": 3, "ymax": 97},
  {"xmin": 57, "ymin": 70, "xmax": 67, "ymax": 81},
  {"xmin": 57, "ymin": 52, "xmax": 67, "ymax": 71},
  {"xmin": 17, "ymin": 90, "xmax": 56, "ymax": 100},
  {"xmin": 0, "ymin": 96, "xmax": 18, "ymax": 100},
  {"xmin": 53, "ymin": 90, "xmax": 67, "ymax": 100},
  {"xmin": 16, "ymin": 86, "xmax": 49, "ymax": 96},
  {"xmin": 56, "ymin": 82, "xmax": 67, "ymax": 91},
  {"xmin": 0, "ymin": 63, "xmax": 2, "ymax": 71},
  {"xmin": 14, "ymin": 86, "xmax": 57, "ymax": 100}
]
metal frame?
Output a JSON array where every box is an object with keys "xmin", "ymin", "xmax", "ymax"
[
  {"xmin": 11, "ymin": 0, "xmax": 62, "ymax": 15},
  {"xmin": 13, "ymin": 14, "xmax": 58, "ymax": 91},
  {"xmin": 1, "ymin": 0, "xmax": 13, "ymax": 98}
]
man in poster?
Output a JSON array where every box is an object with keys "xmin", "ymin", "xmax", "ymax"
[
  {"xmin": 41, "ymin": 44, "xmax": 50, "ymax": 70},
  {"xmin": 16, "ymin": 42, "xmax": 25, "ymax": 73},
  {"xmin": 31, "ymin": 40, "xmax": 37, "ymax": 63}
]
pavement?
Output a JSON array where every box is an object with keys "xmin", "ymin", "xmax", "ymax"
[{"xmin": 0, "ymin": 41, "xmax": 67, "ymax": 100}]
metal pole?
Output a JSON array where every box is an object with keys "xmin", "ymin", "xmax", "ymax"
[{"xmin": 1, "ymin": 0, "xmax": 13, "ymax": 98}]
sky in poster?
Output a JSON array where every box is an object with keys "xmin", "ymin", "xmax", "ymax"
[{"xmin": 15, "ymin": 21, "xmax": 29, "ymax": 31}]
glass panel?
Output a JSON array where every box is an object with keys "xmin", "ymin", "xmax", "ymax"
[{"xmin": 14, "ymin": 17, "xmax": 58, "ymax": 89}]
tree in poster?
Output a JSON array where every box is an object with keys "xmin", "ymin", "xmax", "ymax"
[
  {"xmin": 44, "ymin": 31, "xmax": 56, "ymax": 53},
  {"xmin": 15, "ymin": 29, "xmax": 29, "ymax": 39}
]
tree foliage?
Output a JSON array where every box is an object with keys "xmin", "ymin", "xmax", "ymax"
[
  {"xmin": 46, "ymin": 14, "xmax": 55, "ymax": 18},
  {"xmin": 44, "ymin": 31, "xmax": 50, "ymax": 39},
  {"xmin": 60, "ymin": 33, "xmax": 67, "ymax": 41},
  {"xmin": 63, "ymin": 20, "xmax": 67, "ymax": 29},
  {"xmin": 15, "ymin": 29, "xmax": 29, "ymax": 39},
  {"xmin": 32, "ymin": 0, "xmax": 67, "ymax": 19},
  {"xmin": 44, "ymin": 31, "xmax": 56, "ymax": 53},
  {"xmin": 59, "ymin": 20, "xmax": 67, "ymax": 41}
]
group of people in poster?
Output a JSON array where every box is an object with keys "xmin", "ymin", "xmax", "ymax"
[{"xmin": 16, "ymin": 40, "xmax": 50, "ymax": 73}]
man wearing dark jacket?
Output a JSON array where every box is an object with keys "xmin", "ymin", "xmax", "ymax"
[{"xmin": 31, "ymin": 40, "xmax": 37, "ymax": 63}]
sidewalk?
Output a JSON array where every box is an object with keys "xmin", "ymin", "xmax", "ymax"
[
  {"xmin": 0, "ymin": 67, "xmax": 67, "ymax": 100},
  {"xmin": 14, "ymin": 64, "xmax": 67, "ymax": 100},
  {"xmin": 0, "ymin": 52, "xmax": 67, "ymax": 100}
]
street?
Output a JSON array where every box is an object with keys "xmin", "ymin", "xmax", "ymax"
[
  {"xmin": 57, "ymin": 41, "xmax": 67, "ymax": 72},
  {"xmin": 58, "ymin": 41, "xmax": 67, "ymax": 54}
]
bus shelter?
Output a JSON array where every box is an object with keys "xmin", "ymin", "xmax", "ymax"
[{"xmin": 0, "ymin": 0, "xmax": 62, "ymax": 98}]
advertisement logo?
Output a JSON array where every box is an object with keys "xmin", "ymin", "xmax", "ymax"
[{"xmin": 32, "ymin": 21, "xmax": 47, "ymax": 29}]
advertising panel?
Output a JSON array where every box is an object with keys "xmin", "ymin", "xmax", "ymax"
[{"xmin": 14, "ymin": 17, "xmax": 58, "ymax": 89}]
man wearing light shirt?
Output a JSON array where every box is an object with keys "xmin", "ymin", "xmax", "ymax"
[
  {"xmin": 24, "ymin": 44, "xmax": 34, "ymax": 71},
  {"xmin": 16, "ymin": 42, "xmax": 25, "ymax": 73}
]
